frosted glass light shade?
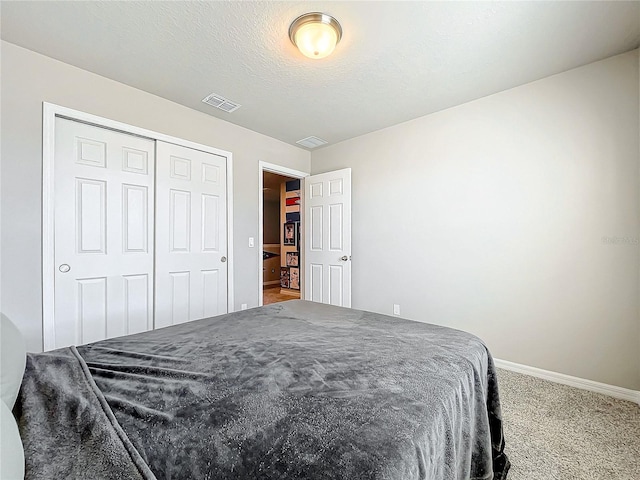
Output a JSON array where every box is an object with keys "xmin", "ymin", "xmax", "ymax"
[
  {"xmin": 294, "ymin": 22, "xmax": 338, "ymax": 59},
  {"xmin": 289, "ymin": 13, "xmax": 342, "ymax": 60}
]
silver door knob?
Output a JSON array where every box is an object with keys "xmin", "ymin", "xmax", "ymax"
[
  {"xmin": 221, "ymin": 256, "xmax": 227, "ymax": 263},
  {"xmin": 340, "ymin": 256, "xmax": 348, "ymax": 261},
  {"xmin": 59, "ymin": 264, "xmax": 71, "ymax": 273}
]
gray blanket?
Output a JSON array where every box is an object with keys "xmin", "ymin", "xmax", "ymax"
[{"xmin": 17, "ymin": 301, "xmax": 509, "ymax": 479}]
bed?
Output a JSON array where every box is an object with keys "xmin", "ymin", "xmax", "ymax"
[{"xmin": 8, "ymin": 301, "xmax": 509, "ymax": 479}]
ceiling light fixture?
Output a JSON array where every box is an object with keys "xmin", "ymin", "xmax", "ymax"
[{"xmin": 289, "ymin": 12, "xmax": 342, "ymax": 59}]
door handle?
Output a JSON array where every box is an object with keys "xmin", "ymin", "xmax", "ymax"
[
  {"xmin": 221, "ymin": 256, "xmax": 227, "ymax": 263},
  {"xmin": 340, "ymin": 256, "xmax": 349, "ymax": 261},
  {"xmin": 59, "ymin": 264, "xmax": 71, "ymax": 273}
]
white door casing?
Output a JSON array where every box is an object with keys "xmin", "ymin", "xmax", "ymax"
[
  {"xmin": 257, "ymin": 161, "xmax": 310, "ymax": 306},
  {"xmin": 155, "ymin": 141, "xmax": 228, "ymax": 328},
  {"xmin": 53, "ymin": 118, "xmax": 155, "ymax": 348},
  {"xmin": 304, "ymin": 168, "xmax": 352, "ymax": 307}
]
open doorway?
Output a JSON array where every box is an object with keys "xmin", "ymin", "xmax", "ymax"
[
  {"xmin": 259, "ymin": 162, "xmax": 309, "ymax": 306},
  {"xmin": 263, "ymin": 171, "xmax": 298, "ymax": 304}
]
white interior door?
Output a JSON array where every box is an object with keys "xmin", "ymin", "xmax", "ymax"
[
  {"xmin": 155, "ymin": 141, "xmax": 228, "ymax": 328},
  {"xmin": 54, "ymin": 118, "xmax": 155, "ymax": 348},
  {"xmin": 304, "ymin": 168, "xmax": 352, "ymax": 307}
]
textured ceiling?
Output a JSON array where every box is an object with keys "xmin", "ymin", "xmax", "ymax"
[{"xmin": 2, "ymin": 1, "xmax": 639, "ymax": 149}]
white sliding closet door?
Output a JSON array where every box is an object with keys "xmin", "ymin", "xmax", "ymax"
[
  {"xmin": 155, "ymin": 142, "xmax": 228, "ymax": 328},
  {"xmin": 53, "ymin": 118, "xmax": 155, "ymax": 348}
]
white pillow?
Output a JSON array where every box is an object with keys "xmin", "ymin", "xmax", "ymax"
[
  {"xmin": 0, "ymin": 399, "xmax": 25, "ymax": 479},
  {"xmin": 0, "ymin": 313, "xmax": 26, "ymax": 409}
]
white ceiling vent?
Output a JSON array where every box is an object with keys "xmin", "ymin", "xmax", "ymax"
[
  {"xmin": 296, "ymin": 136, "xmax": 328, "ymax": 149},
  {"xmin": 202, "ymin": 93, "xmax": 241, "ymax": 113}
]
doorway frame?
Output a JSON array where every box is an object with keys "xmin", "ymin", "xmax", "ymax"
[
  {"xmin": 258, "ymin": 161, "xmax": 309, "ymax": 306},
  {"xmin": 42, "ymin": 102, "xmax": 235, "ymax": 351}
]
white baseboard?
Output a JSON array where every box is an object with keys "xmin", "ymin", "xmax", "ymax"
[{"xmin": 494, "ymin": 358, "xmax": 640, "ymax": 406}]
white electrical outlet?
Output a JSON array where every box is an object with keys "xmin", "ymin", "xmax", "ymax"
[
  {"xmin": 241, "ymin": 303, "xmax": 247, "ymax": 310},
  {"xmin": 393, "ymin": 304, "xmax": 400, "ymax": 316},
  {"xmin": 248, "ymin": 237, "xmax": 254, "ymax": 248}
]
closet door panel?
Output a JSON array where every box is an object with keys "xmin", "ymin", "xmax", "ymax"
[
  {"xmin": 53, "ymin": 118, "xmax": 155, "ymax": 349},
  {"xmin": 155, "ymin": 142, "xmax": 228, "ymax": 328}
]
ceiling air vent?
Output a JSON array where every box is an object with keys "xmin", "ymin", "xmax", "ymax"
[
  {"xmin": 202, "ymin": 93, "xmax": 241, "ymax": 113},
  {"xmin": 296, "ymin": 136, "xmax": 328, "ymax": 149}
]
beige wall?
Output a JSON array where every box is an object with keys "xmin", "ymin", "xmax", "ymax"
[
  {"xmin": 311, "ymin": 50, "xmax": 640, "ymax": 390},
  {"xmin": 0, "ymin": 41, "xmax": 310, "ymax": 352},
  {"xmin": 263, "ymin": 193, "xmax": 281, "ymax": 285},
  {"xmin": 263, "ymin": 199, "xmax": 280, "ymax": 245}
]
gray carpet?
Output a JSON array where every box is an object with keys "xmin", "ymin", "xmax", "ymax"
[{"xmin": 497, "ymin": 368, "xmax": 640, "ymax": 479}]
